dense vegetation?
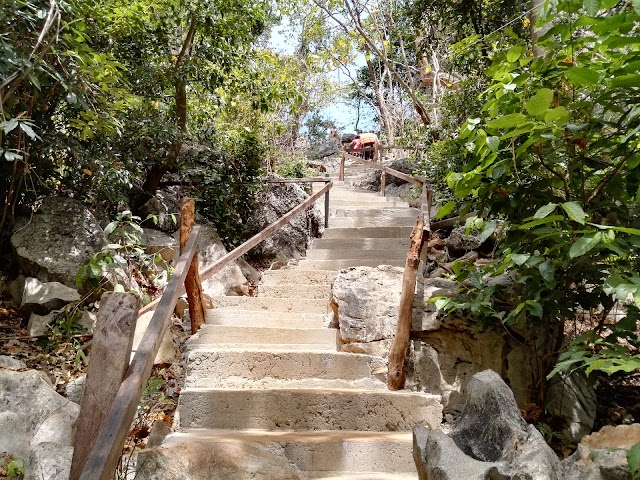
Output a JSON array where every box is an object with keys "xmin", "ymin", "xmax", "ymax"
[{"xmin": 2, "ymin": 0, "xmax": 639, "ymax": 408}]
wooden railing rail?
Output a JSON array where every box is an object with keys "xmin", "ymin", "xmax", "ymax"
[
  {"xmin": 139, "ymin": 181, "xmax": 333, "ymax": 315},
  {"xmin": 76, "ymin": 225, "xmax": 201, "ymax": 480},
  {"xmin": 267, "ymin": 176, "xmax": 332, "ymax": 229}
]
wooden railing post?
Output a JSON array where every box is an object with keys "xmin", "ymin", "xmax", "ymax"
[
  {"xmin": 380, "ymin": 169, "xmax": 387, "ymax": 197},
  {"xmin": 180, "ymin": 198, "xmax": 206, "ymax": 334},
  {"xmin": 388, "ymin": 179, "xmax": 432, "ymax": 391},
  {"xmin": 324, "ymin": 174, "xmax": 330, "ymax": 229},
  {"xmin": 339, "ymin": 151, "xmax": 345, "ymax": 181},
  {"xmin": 70, "ymin": 293, "xmax": 138, "ymax": 480}
]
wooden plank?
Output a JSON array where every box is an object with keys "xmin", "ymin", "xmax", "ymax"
[
  {"xmin": 339, "ymin": 152, "xmax": 345, "ymax": 181},
  {"xmin": 70, "ymin": 293, "xmax": 138, "ymax": 480},
  {"xmin": 78, "ymin": 227, "xmax": 201, "ymax": 480},
  {"xmin": 138, "ymin": 182, "xmax": 334, "ymax": 315},
  {"xmin": 380, "ymin": 170, "xmax": 386, "ymax": 197},
  {"xmin": 388, "ymin": 214, "xmax": 428, "ymax": 390},
  {"xmin": 267, "ymin": 177, "xmax": 331, "ymax": 183},
  {"xmin": 180, "ymin": 198, "xmax": 206, "ymax": 334}
]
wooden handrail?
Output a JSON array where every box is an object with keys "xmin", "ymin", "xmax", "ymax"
[
  {"xmin": 138, "ymin": 181, "xmax": 333, "ymax": 315},
  {"xmin": 267, "ymin": 177, "xmax": 331, "ymax": 183},
  {"xmin": 78, "ymin": 226, "xmax": 201, "ymax": 480}
]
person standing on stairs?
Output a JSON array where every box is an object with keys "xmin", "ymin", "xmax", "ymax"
[{"xmin": 360, "ymin": 131, "xmax": 379, "ymax": 161}]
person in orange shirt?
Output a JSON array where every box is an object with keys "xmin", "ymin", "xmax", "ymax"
[
  {"xmin": 349, "ymin": 134, "xmax": 363, "ymax": 157},
  {"xmin": 359, "ymin": 131, "xmax": 379, "ymax": 160}
]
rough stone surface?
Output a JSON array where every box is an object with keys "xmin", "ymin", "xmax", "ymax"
[
  {"xmin": 0, "ymin": 355, "xmax": 26, "ymax": 369},
  {"xmin": 21, "ymin": 277, "xmax": 80, "ymax": 314},
  {"xmin": 311, "ymin": 138, "xmax": 340, "ymax": 159},
  {"xmin": 559, "ymin": 424, "xmax": 640, "ymax": 479},
  {"xmin": 11, "ymin": 197, "xmax": 106, "ymax": 287},
  {"xmin": 179, "ymin": 223, "xmax": 248, "ymax": 297},
  {"xmin": 78, "ymin": 310, "xmax": 97, "ymax": 333},
  {"xmin": 65, "ymin": 374, "xmax": 86, "ymax": 404},
  {"xmin": 413, "ymin": 370, "xmax": 562, "ymax": 480},
  {"xmin": 445, "ymin": 227, "xmax": 482, "ymax": 252},
  {"xmin": 132, "ymin": 311, "xmax": 178, "ymax": 365},
  {"xmin": 248, "ymin": 178, "xmax": 324, "ymax": 262},
  {"xmin": 27, "ymin": 311, "xmax": 56, "ymax": 337},
  {"xmin": 136, "ymin": 439, "xmax": 303, "ymax": 480},
  {"xmin": 25, "ymin": 442, "xmax": 73, "ymax": 480},
  {"xmin": 141, "ymin": 227, "xmax": 177, "ymax": 263},
  {"xmin": 545, "ymin": 371, "xmax": 596, "ymax": 443},
  {"xmin": 0, "ymin": 369, "xmax": 79, "ymax": 459},
  {"xmin": 139, "ymin": 189, "xmax": 181, "ymax": 233}
]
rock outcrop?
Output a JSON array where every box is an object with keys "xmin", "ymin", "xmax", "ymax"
[
  {"xmin": 21, "ymin": 277, "xmax": 80, "ymax": 314},
  {"xmin": 11, "ymin": 197, "xmax": 106, "ymax": 287}
]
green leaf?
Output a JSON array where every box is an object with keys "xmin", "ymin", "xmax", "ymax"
[
  {"xmin": 525, "ymin": 88, "xmax": 554, "ymax": 117},
  {"xmin": 627, "ymin": 442, "xmax": 640, "ymax": 478},
  {"xmin": 527, "ymin": 300, "xmax": 543, "ymax": 318},
  {"xmin": 611, "ymin": 74, "xmax": 640, "ymax": 88},
  {"xmin": 539, "ymin": 259, "xmax": 555, "ymax": 282},
  {"xmin": 510, "ymin": 253, "xmax": 531, "ymax": 265},
  {"xmin": 1, "ymin": 118, "xmax": 19, "ymax": 134},
  {"xmin": 19, "ymin": 122, "xmax": 40, "ymax": 140},
  {"xmin": 104, "ymin": 221, "xmax": 118, "ymax": 236},
  {"xmin": 583, "ymin": 0, "xmax": 601, "ymax": 15},
  {"xmin": 519, "ymin": 215, "xmax": 565, "ymax": 229},
  {"xmin": 506, "ymin": 46, "xmax": 522, "ymax": 62},
  {"xmin": 486, "ymin": 113, "xmax": 528, "ymax": 130},
  {"xmin": 486, "ymin": 136, "xmax": 500, "ymax": 152},
  {"xmin": 534, "ymin": 203, "xmax": 558, "ymax": 219},
  {"xmin": 436, "ymin": 201, "xmax": 455, "ymax": 219},
  {"xmin": 562, "ymin": 202, "xmax": 587, "ymax": 224},
  {"xmin": 567, "ymin": 67, "xmax": 599, "ymax": 86},
  {"xmin": 545, "ymin": 106, "xmax": 570, "ymax": 124},
  {"xmin": 569, "ymin": 233, "xmax": 601, "ymax": 258},
  {"xmin": 633, "ymin": 0, "xmax": 640, "ymax": 14},
  {"xmin": 478, "ymin": 221, "xmax": 497, "ymax": 244}
]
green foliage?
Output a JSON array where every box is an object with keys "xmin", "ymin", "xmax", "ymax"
[
  {"xmin": 628, "ymin": 442, "xmax": 640, "ymax": 480},
  {"xmin": 6, "ymin": 457, "xmax": 24, "ymax": 480},
  {"xmin": 441, "ymin": 0, "xmax": 640, "ymax": 379}
]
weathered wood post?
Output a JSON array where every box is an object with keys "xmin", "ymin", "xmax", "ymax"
[
  {"xmin": 180, "ymin": 198, "xmax": 206, "ymax": 334},
  {"xmin": 339, "ymin": 150, "xmax": 345, "ymax": 182},
  {"xmin": 70, "ymin": 293, "xmax": 139, "ymax": 480},
  {"xmin": 380, "ymin": 167, "xmax": 387, "ymax": 197},
  {"xmin": 324, "ymin": 174, "xmax": 330, "ymax": 229},
  {"xmin": 387, "ymin": 181, "xmax": 432, "ymax": 390}
]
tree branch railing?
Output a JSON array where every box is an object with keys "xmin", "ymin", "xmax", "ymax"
[{"xmin": 73, "ymin": 181, "xmax": 333, "ymax": 479}]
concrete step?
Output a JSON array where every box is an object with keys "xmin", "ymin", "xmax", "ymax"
[
  {"xmin": 296, "ymin": 259, "xmax": 405, "ymax": 270},
  {"xmin": 210, "ymin": 296, "xmax": 328, "ymax": 314},
  {"xmin": 206, "ymin": 309, "xmax": 326, "ymax": 328},
  {"xmin": 311, "ymin": 237, "xmax": 411, "ymax": 250},
  {"xmin": 322, "ymin": 226, "xmax": 413, "ymax": 239},
  {"xmin": 178, "ymin": 388, "xmax": 442, "ymax": 431},
  {"xmin": 305, "ymin": 249, "xmax": 406, "ymax": 261},
  {"xmin": 260, "ymin": 269, "xmax": 336, "ymax": 286},
  {"xmin": 184, "ymin": 349, "xmax": 386, "ymax": 389},
  {"xmin": 328, "ymin": 201, "xmax": 410, "ymax": 210},
  {"xmin": 151, "ymin": 430, "xmax": 420, "ymax": 476},
  {"xmin": 333, "ymin": 208, "xmax": 418, "ymax": 219},
  {"xmin": 187, "ymin": 325, "xmax": 338, "ymax": 348},
  {"xmin": 331, "ymin": 216, "xmax": 418, "ymax": 228},
  {"xmin": 257, "ymin": 283, "xmax": 332, "ymax": 299}
]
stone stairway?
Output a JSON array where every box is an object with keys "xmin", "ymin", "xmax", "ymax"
[{"xmin": 139, "ymin": 163, "xmax": 442, "ymax": 479}]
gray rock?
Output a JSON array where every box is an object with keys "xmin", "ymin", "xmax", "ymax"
[
  {"xmin": 27, "ymin": 311, "xmax": 56, "ymax": 337},
  {"xmin": 545, "ymin": 371, "xmax": 596, "ymax": 443},
  {"xmin": 311, "ymin": 139, "xmax": 340, "ymax": 159},
  {"xmin": 248, "ymin": 178, "xmax": 324, "ymax": 262},
  {"xmin": 78, "ymin": 310, "xmax": 97, "ymax": 333},
  {"xmin": 25, "ymin": 442, "xmax": 73, "ymax": 480},
  {"xmin": 0, "ymin": 369, "xmax": 79, "ymax": 459},
  {"xmin": 178, "ymin": 223, "xmax": 248, "ymax": 297},
  {"xmin": 21, "ymin": 277, "xmax": 80, "ymax": 314},
  {"xmin": 139, "ymin": 189, "xmax": 180, "ymax": 233},
  {"xmin": 11, "ymin": 197, "xmax": 106, "ymax": 287},
  {"xmin": 413, "ymin": 370, "xmax": 562, "ymax": 480},
  {"xmin": 0, "ymin": 356, "xmax": 26, "ymax": 369},
  {"xmin": 141, "ymin": 227, "xmax": 177, "ymax": 263},
  {"xmin": 445, "ymin": 227, "xmax": 482, "ymax": 252},
  {"xmin": 131, "ymin": 311, "xmax": 177, "ymax": 365},
  {"xmin": 6, "ymin": 274, "xmax": 26, "ymax": 304},
  {"xmin": 64, "ymin": 374, "xmax": 86, "ymax": 404}
]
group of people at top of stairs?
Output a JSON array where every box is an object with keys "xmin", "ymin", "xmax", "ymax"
[{"xmin": 333, "ymin": 128, "xmax": 380, "ymax": 160}]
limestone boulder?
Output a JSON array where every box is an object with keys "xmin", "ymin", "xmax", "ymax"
[
  {"xmin": 247, "ymin": 178, "xmax": 324, "ymax": 262},
  {"xmin": 141, "ymin": 227, "xmax": 177, "ymax": 263},
  {"xmin": 176, "ymin": 223, "xmax": 248, "ymax": 297},
  {"xmin": 0, "ymin": 369, "xmax": 79, "ymax": 461},
  {"xmin": 21, "ymin": 277, "xmax": 80, "ymax": 314},
  {"xmin": 25, "ymin": 443, "xmax": 73, "ymax": 480},
  {"xmin": 27, "ymin": 311, "xmax": 56, "ymax": 337},
  {"xmin": 445, "ymin": 227, "xmax": 482, "ymax": 253},
  {"xmin": 0, "ymin": 356, "xmax": 26, "ymax": 369},
  {"xmin": 138, "ymin": 189, "xmax": 181, "ymax": 233},
  {"xmin": 131, "ymin": 311, "xmax": 178, "ymax": 365},
  {"xmin": 11, "ymin": 197, "xmax": 106, "ymax": 287},
  {"xmin": 136, "ymin": 438, "xmax": 302, "ymax": 480},
  {"xmin": 561, "ymin": 424, "xmax": 640, "ymax": 479},
  {"xmin": 545, "ymin": 371, "xmax": 596, "ymax": 443},
  {"xmin": 413, "ymin": 370, "xmax": 562, "ymax": 479}
]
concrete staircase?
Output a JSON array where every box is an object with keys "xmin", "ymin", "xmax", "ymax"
[{"xmin": 149, "ymin": 163, "xmax": 442, "ymax": 479}]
